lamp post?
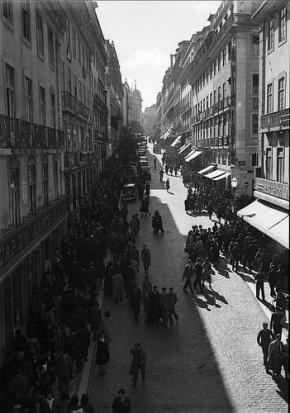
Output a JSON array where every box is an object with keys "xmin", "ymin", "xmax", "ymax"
[
  {"xmin": 231, "ymin": 177, "xmax": 238, "ymax": 219},
  {"xmin": 244, "ymin": 181, "xmax": 248, "ymax": 196}
]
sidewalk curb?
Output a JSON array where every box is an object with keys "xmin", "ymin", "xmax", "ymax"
[{"xmin": 77, "ymin": 290, "xmax": 104, "ymax": 399}]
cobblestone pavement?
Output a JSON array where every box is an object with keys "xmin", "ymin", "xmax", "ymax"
[{"xmin": 88, "ymin": 145, "xmax": 288, "ymax": 413}]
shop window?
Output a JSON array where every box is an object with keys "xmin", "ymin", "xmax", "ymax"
[
  {"xmin": 276, "ymin": 147, "xmax": 285, "ymax": 183},
  {"xmin": 265, "ymin": 147, "xmax": 272, "ymax": 180},
  {"xmin": 278, "ymin": 6, "xmax": 287, "ymax": 42},
  {"xmin": 278, "ymin": 77, "xmax": 285, "ymax": 110},
  {"xmin": 36, "ymin": 10, "xmax": 44, "ymax": 57}
]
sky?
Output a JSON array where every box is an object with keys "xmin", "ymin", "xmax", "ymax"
[{"xmin": 96, "ymin": 1, "xmax": 219, "ymax": 110}]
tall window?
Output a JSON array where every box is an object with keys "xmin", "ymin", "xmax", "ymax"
[
  {"xmin": 50, "ymin": 92, "xmax": 56, "ymax": 128},
  {"xmin": 252, "ymin": 35, "xmax": 259, "ymax": 56},
  {"xmin": 10, "ymin": 158, "xmax": 20, "ymax": 227},
  {"xmin": 213, "ymin": 90, "xmax": 216, "ymax": 104},
  {"xmin": 228, "ymin": 41, "xmax": 231, "ymax": 61},
  {"xmin": 252, "ymin": 114, "xmax": 258, "ymax": 135},
  {"xmin": 43, "ymin": 159, "xmax": 49, "ymax": 206},
  {"xmin": 267, "ymin": 18, "xmax": 274, "ymax": 51},
  {"xmin": 267, "ymin": 83, "xmax": 273, "ymax": 113},
  {"xmin": 251, "ymin": 153, "xmax": 258, "ymax": 167},
  {"xmin": 217, "ymin": 54, "xmax": 221, "ymax": 71},
  {"xmin": 265, "ymin": 148, "xmax": 272, "ymax": 180},
  {"xmin": 277, "ymin": 147, "xmax": 285, "ymax": 182},
  {"xmin": 36, "ymin": 10, "xmax": 44, "ymax": 57},
  {"xmin": 3, "ymin": 1, "xmax": 13, "ymax": 23},
  {"xmin": 25, "ymin": 77, "xmax": 33, "ymax": 121},
  {"xmin": 79, "ymin": 80, "xmax": 82, "ymax": 101},
  {"xmin": 28, "ymin": 158, "xmax": 36, "ymax": 215},
  {"xmin": 22, "ymin": 0, "xmax": 31, "ymax": 42},
  {"xmin": 278, "ymin": 77, "xmax": 285, "ymax": 110},
  {"xmin": 73, "ymin": 75, "xmax": 77, "ymax": 98},
  {"xmin": 72, "ymin": 28, "xmax": 76, "ymax": 58},
  {"xmin": 278, "ymin": 7, "xmax": 287, "ymax": 42},
  {"xmin": 48, "ymin": 27, "xmax": 54, "ymax": 68},
  {"xmin": 222, "ymin": 49, "xmax": 226, "ymax": 66},
  {"xmin": 53, "ymin": 160, "xmax": 59, "ymax": 198},
  {"xmin": 218, "ymin": 86, "xmax": 221, "ymax": 101},
  {"xmin": 66, "ymin": 19, "xmax": 71, "ymax": 49},
  {"xmin": 5, "ymin": 64, "xmax": 15, "ymax": 117},
  {"xmin": 67, "ymin": 68, "xmax": 71, "ymax": 93},
  {"xmin": 252, "ymin": 74, "xmax": 259, "ymax": 96},
  {"xmin": 39, "ymin": 86, "xmax": 46, "ymax": 125},
  {"xmin": 222, "ymin": 82, "xmax": 226, "ymax": 100},
  {"xmin": 78, "ymin": 38, "xmax": 81, "ymax": 63}
]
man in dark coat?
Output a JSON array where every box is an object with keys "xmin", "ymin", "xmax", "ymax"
[
  {"xmin": 112, "ymin": 389, "xmax": 131, "ymax": 413},
  {"xmin": 193, "ymin": 257, "xmax": 203, "ymax": 292},
  {"xmin": 129, "ymin": 285, "xmax": 142, "ymax": 321},
  {"xmin": 167, "ymin": 287, "xmax": 179, "ymax": 325},
  {"xmin": 159, "ymin": 287, "xmax": 169, "ymax": 328},
  {"xmin": 129, "ymin": 343, "xmax": 147, "ymax": 387},
  {"xmin": 270, "ymin": 307, "xmax": 284, "ymax": 336},
  {"xmin": 96, "ymin": 334, "xmax": 109, "ymax": 376},
  {"xmin": 148, "ymin": 286, "xmax": 161, "ymax": 324},
  {"xmin": 182, "ymin": 261, "xmax": 194, "ymax": 294},
  {"xmin": 257, "ymin": 323, "xmax": 275, "ymax": 368}
]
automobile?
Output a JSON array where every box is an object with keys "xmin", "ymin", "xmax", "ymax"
[
  {"xmin": 153, "ymin": 144, "xmax": 161, "ymax": 154},
  {"xmin": 138, "ymin": 160, "xmax": 149, "ymax": 170},
  {"xmin": 121, "ymin": 183, "xmax": 137, "ymax": 201},
  {"xmin": 138, "ymin": 148, "xmax": 146, "ymax": 156},
  {"xmin": 138, "ymin": 156, "xmax": 148, "ymax": 162},
  {"xmin": 139, "ymin": 165, "xmax": 151, "ymax": 180}
]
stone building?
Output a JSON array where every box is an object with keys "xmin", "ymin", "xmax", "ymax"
[
  {"xmin": 142, "ymin": 104, "xmax": 156, "ymax": 136},
  {"xmin": 238, "ymin": 0, "xmax": 289, "ymax": 251},
  {"xmin": 105, "ymin": 40, "xmax": 123, "ymax": 155},
  {"xmin": 0, "ymin": 0, "xmax": 67, "ymax": 366},
  {"xmin": 0, "ymin": 0, "xmax": 115, "ymax": 366},
  {"xmin": 128, "ymin": 83, "xmax": 143, "ymax": 133},
  {"xmin": 189, "ymin": 1, "xmax": 261, "ymax": 194}
]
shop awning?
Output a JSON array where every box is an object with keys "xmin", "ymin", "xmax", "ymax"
[
  {"xmin": 237, "ymin": 200, "xmax": 289, "ymax": 249},
  {"xmin": 185, "ymin": 150, "xmax": 202, "ymax": 163},
  {"xmin": 213, "ymin": 171, "xmax": 231, "ymax": 181},
  {"xmin": 204, "ymin": 169, "xmax": 225, "ymax": 179},
  {"xmin": 178, "ymin": 143, "xmax": 191, "ymax": 154},
  {"xmin": 170, "ymin": 135, "xmax": 182, "ymax": 147},
  {"xmin": 160, "ymin": 127, "xmax": 173, "ymax": 140},
  {"xmin": 198, "ymin": 164, "xmax": 216, "ymax": 175}
]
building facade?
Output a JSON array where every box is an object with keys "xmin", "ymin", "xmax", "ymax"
[
  {"xmin": 0, "ymin": 0, "xmax": 67, "ymax": 366},
  {"xmin": 142, "ymin": 104, "xmax": 156, "ymax": 136},
  {"xmin": 105, "ymin": 40, "xmax": 124, "ymax": 156},
  {"xmin": 241, "ymin": 0, "xmax": 289, "ymax": 250},
  {"xmin": 189, "ymin": 1, "xmax": 261, "ymax": 193}
]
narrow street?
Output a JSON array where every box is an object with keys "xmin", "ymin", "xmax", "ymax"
[{"xmin": 88, "ymin": 145, "xmax": 288, "ymax": 413}]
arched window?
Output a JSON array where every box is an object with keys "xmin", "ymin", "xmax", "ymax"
[
  {"xmin": 27, "ymin": 156, "xmax": 36, "ymax": 215},
  {"xmin": 9, "ymin": 157, "xmax": 20, "ymax": 226}
]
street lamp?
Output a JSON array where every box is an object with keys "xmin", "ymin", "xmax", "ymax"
[
  {"xmin": 244, "ymin": 181, "xmax": 248, "ymax": 196},
  {"xmin": 231, "ymin": 177, "xmax": 238, "ymax": 217}
]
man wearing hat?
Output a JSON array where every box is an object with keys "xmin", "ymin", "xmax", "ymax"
[
  {"xmin": 267, "ymin": 334, "xmax": 283, "ymax": 380},
  {"xmin": 112, "ymin": 389, "xmax": 131, "ymax": 412},
  {"xmin": 141, "ymin": 244, "xmax": 151, "ymax": 275},
  {"xmin": 257, "ymin": 323, "xmax": 274, "ymax": 368}
]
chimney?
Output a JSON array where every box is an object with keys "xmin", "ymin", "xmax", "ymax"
[{"xmin": 170, "ymin": 54, "xmax": 174, "ymax": 68}]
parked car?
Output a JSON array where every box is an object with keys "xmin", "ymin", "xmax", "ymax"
[
  {"xmin": 153, "ymin": 144, "xmax": 161, "ymax": 154},
  {"xmin": 121, "ymin": 183, "xmax": 137, "ymax": 201},
  {"xmin": 138, "ymin": 148, "xmax": 146, "ymax": 156}
]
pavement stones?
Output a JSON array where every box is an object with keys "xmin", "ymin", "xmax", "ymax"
[{"xmin": 86, "ymin": 145, "xmax": 288, "ymax": 412}]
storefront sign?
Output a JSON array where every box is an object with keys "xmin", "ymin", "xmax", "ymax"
[
  {"xmin": 254, "ymin": 178, "xmax": 289, "ymax": 201},
  {"xmin": 0, "ymin": 197, "xmax": 68, "ymax": 269}
]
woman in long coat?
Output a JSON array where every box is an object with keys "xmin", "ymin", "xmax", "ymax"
[{"xmin": 96, "ymin": 334, "xmax": 109, "ymax": 376}]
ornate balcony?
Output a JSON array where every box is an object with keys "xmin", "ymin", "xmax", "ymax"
[
  {"xmin": 260, "ymin": 108, "xmax": 289, "ymax": 131},
  {"xmin": 62, "ymin": 92, "xmax": 90, "ymax": 120},
  {"xmin": 0, "ymin": 115, "xmax": 64, "ymax": 149}
]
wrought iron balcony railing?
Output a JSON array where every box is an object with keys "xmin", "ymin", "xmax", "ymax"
[
  {"xmin": 0, "ymin": 115, "xmax": 64, "ymax": 149},
  {"xmin": 62, "ymin": 92, "xmax": 90, "ymax": 120},
  {"xmin": 260, "ymin": 108, "xmax": 289, "ymax": 130}
]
